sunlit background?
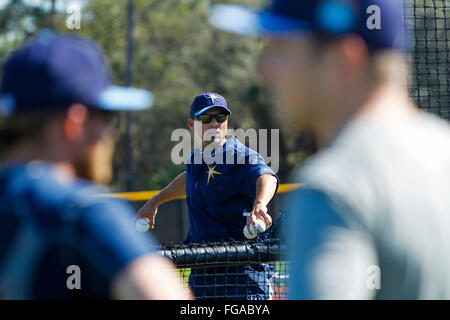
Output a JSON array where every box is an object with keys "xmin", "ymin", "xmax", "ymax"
[{"xmin": 0, "ymin": 0, "xmax": 448, "ymax": 243}]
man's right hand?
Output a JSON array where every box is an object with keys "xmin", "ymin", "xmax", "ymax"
[
  {"xmin": 137, "ymin": 200, "xmax": 158, "ymax": 229},
  {"xmin": 135, "ymin": 171, "xmax": 187, "ymax": 230}
]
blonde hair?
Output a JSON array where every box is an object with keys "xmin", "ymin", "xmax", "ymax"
[{"xmin": 311, "ymin": 35, "xmax": 409, "ymax": 89}]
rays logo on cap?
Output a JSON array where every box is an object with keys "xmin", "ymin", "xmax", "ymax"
[{"xmin": 206, "ymin": 93, "xmax": 219, "ymax": 104}]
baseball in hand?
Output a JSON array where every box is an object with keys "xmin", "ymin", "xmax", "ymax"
[
  {"xmin": 243, "ymin": 220, "xmax": 267, "ymax": 239},
  {"xmin": 135, "ymin": 218, "xmax": 150, "ymax": 232}
]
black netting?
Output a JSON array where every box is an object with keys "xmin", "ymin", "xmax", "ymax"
[
  {"xmin": 406, "ymin": 0, "xmax": 450, "ymax": 119},
  {"xmin": 158, "ymin": 239, "xmax": 288, "ymax": 300}
]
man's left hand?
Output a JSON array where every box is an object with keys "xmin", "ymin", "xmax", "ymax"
[{"xmin": 247, "ymin": 201, "xmax": 272, "ymax": 232}]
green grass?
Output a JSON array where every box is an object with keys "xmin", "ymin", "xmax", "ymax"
[{"xmin": 176, "ymin": 261, "xmax": 288, "ymax": 286}]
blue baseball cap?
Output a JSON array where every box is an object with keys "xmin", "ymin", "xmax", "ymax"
[
  {"xmin": 190, "ymin": 92, "xmax": 232, "ymax": 118},
  {"xmin": 209, "ymin": 0, "xmax": 405, "ymax": 52},
  {"xmin": 0, "ymin": 30, "xmax": 153, "ymax": 117}
]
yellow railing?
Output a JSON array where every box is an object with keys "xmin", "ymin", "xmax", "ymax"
[{"xmin": 100, "ymin": 183, "xmax": 302, "ymax": 201}]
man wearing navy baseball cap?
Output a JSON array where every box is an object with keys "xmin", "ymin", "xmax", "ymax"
[
  {"xmin": 138, "ymin": 92, "xmax": 280, "ymax": 299},
  {"xmin": 0, "ymin": 31, "xmax": 191, "ymax": 299},
  {"xmin": 190, "ymin": 92, "xmax": 232, "ymax": 118},
  {"xmin": 210, "ymin": 0, "xmax": 450, "ymax": 299}
]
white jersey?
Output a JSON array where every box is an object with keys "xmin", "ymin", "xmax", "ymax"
[{"xmin": 288, "ymin": 112, "xmax": 450, "ymax": 299}]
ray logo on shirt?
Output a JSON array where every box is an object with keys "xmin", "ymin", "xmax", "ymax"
[{"xmin": 206, "ymin": 164, "xmax": 221, "ymax": 185}]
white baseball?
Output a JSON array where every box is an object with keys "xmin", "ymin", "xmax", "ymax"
[
  {"xmin": 243, "ymin": 225, "xmax": 255, "ymax": 239},
  {"xmin": 250, "ymin": 220, "xmax": 267, "ymax": 234},
  {"xmin": 243, "ymin": 220, "xmax": 267, "ymax": 239},
  {"xmin": 135, "ymin": 218, "xmax": 150, "ymax": 232}
]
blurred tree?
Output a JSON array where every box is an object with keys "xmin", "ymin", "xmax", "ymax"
[
  {"xmin": 0, "ymin": 0, "xmax": 48, "ymax": 65},
  {"xmin": 74, "ymin": 0, "xmax": 306, "ymax": 190},
  {"xmin": 3, "ymin": 0, "xmax": 446, "ymax": 194}
]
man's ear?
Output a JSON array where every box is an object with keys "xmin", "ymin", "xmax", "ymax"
[
  {"xmin": 63, "ymin": 104, "xmax": 89, "ymax": 142},
  {"xmin": 339, "ymin": 34, "xmax": 369, "ymax": 69}
]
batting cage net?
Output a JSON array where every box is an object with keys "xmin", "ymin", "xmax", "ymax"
[
  {"xmin": 158, "ymin": 239, "xmax": 288, "ymax": 300},
  {"xmin": 406, "ymin": 0, "xmax": 449, "ymax": 119}
]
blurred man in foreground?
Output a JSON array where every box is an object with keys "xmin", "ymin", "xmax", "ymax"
[
  {"xmin": 210, "ymin": 0, "xmax": 450, "ymax": 299},
  {"xmin": 0, "ymin": 31, "xmax": 191, "ymax": 299}
]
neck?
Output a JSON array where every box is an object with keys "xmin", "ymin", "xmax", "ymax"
[
  {"xmin": 314, "ymin": 83, "xmax": 416, "ymax": 148},
  {"xmin": 1, "ymin": 141, "xmax": 77, "ymax": 181}
]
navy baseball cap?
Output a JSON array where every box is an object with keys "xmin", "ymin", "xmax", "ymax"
[
  {"xmin": 0, "ymin": 30, "xmax": 153, "ymax": 117},
  {"xmin": 209, "ymin": 0, "xmax": 405, "ymax": 52},
  {"xmin": 190, "ymin": 92, "xmax": 232, "ymax": 118}
]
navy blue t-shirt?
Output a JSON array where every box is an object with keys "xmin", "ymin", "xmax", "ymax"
[
  {"xmin": 0, "ymin": 162, "xmax": 157, "ymax": 299},
  {"xmin": 185, "ymin": 137, "xmax": 279, "ymax": 243}
]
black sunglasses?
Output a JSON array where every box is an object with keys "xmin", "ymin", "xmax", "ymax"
[{"xmin": 194, "ymin": 113, "xmax": 228, "ymax": 124}]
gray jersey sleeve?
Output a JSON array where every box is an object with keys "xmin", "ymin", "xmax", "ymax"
[{"xmin": 286, "ymin": 187, "xmax": 378, "ymax": 300}]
